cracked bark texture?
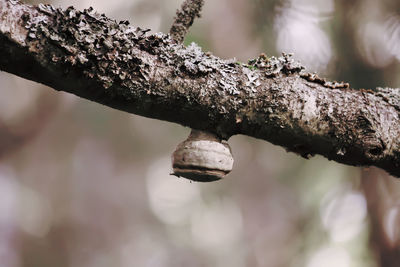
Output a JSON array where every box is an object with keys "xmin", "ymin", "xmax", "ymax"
[{"xmin": 0, "ymin": 0, "xmax": 399, "ymax": 177}]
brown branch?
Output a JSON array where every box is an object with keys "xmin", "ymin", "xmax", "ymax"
[
  {"xmin": 0, "ymin": 1, "xmax": 400, "ymax": 177},
  {"xmin": 169, "ymin": 0, "xmax": 204, "ymax": 43}
]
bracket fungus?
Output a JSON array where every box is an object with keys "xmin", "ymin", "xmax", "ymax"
[{"xmin": 171, "ymin": 130, "xmax": 234, "ymax": 182}]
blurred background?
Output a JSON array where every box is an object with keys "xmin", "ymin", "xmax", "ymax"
[{"xmin": 1, "ymin": 0, "xmax": 400, "ymax": 266}]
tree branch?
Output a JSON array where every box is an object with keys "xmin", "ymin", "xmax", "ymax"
[
  {"xmin": 170, "ymin": 0, "xmax": 204, "ymax": 43},
  {"xmin": 0, "ymin": 0, "xmax": 399, "ymax": 177}
]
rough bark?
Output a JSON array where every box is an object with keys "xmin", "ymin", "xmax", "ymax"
[{"xmin": 0, "ymin": 0, "xmax": 399, "ymax": 177}]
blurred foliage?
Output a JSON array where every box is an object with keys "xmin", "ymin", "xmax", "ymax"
[{"xmin": 0, "ymin": 0, "xmax": 400, "ymax": 267}]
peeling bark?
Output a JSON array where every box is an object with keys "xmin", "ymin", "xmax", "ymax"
[{"xmin": 0, "ymin": 0, "xmax": 399, "ymax": 177}]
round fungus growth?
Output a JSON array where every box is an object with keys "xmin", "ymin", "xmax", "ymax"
[{"xmin": 171, "ymin": 130, "xmax": 234, "ymax": 182}]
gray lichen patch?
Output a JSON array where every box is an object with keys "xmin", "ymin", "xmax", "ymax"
[
  {"xmin": 156, "ymin": 40, "xmax": 240, "ymax": 81},
  {"xmin": 0, "ymin": 0, "xmax": 46, "ymax": 45},
  {"xmin": 174, "ymin": 42, "xmax": 216, "ymax": 75},
  {"xmin": 25, "ymin": 4, "xmax": 152, "ymax": 90},
  {"xmin": 247, "ymin": 53, "xmax": 304, "ymax": 77},
  {"xmin": 242, "ymin": 67, "xmax": 260, "ymax": 95}
]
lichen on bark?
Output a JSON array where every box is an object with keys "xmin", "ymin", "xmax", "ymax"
[{"xmin": 0, "ymin": 0, "xmax": 399, "ymax": 177}]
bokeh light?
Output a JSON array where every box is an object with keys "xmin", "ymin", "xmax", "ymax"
[{"xmin": 1, "ymin": 0, "xmax": 400, "ymax": 266}]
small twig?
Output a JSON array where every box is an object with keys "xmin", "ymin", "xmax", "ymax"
[{"xmin": 170, "ymin": 0, "xmax": 204, "ymax": 43}]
